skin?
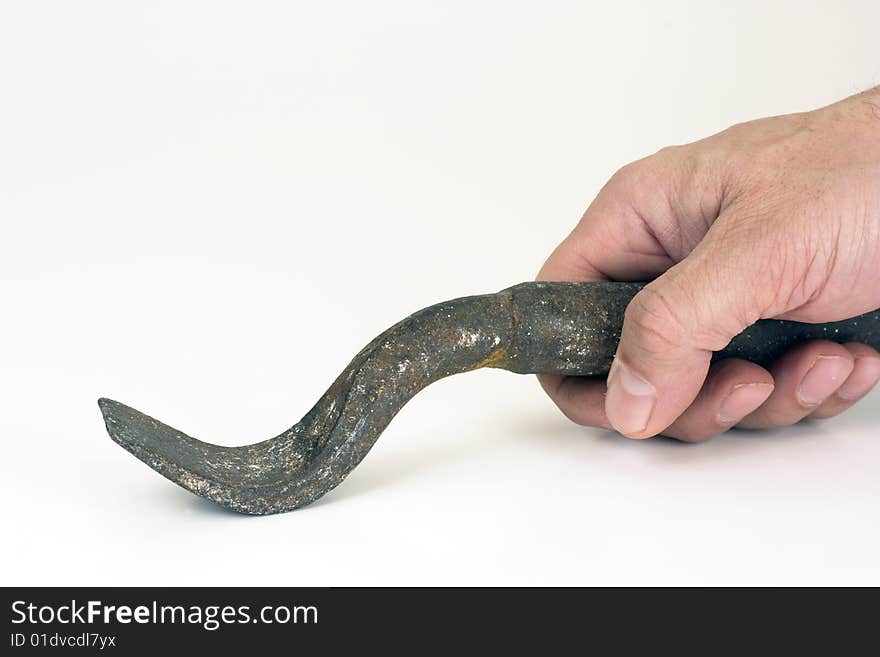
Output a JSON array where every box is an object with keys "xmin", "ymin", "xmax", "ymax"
[{"xmin": 537, "ymin": 88, "xmax": 880, "ymax": 442}]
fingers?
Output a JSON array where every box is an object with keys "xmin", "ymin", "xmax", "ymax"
[
  {"xmin": 542, "ymin": 342, "xmax": 880, "ymax": 438},
  {"xmin": 537, "ymin": 373, "xmax": 609, "ymax": 428},
  {"xmin": 735, "ymin": 340, "xmax": 855, "ymax": 429},
  {"xmin": 669, "ymin": 342, "xmax": 879, "ymax": 437},
  {"xmin": 660, "ymin": 359, "xmax": 774, "ymax": 442},
  {"xmin": 734, "ymin": 341, "xmax": 880, "ymax": 429},
  {"xmin": 539, "ymin": 359, "xmax": 775, "ymax": 441},
  {"xmin": 808, "ymin": 343, "xmax": 880, "ymax": 419}
]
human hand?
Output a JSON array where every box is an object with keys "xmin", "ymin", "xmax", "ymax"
[{"xmin": 537, "ymin": 89, "xmax": 880, "ymax": 441}]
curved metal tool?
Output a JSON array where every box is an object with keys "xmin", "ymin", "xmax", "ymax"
[{"xmin": 99, "ymin": 281, "xmax": 880, "ymax": 514}]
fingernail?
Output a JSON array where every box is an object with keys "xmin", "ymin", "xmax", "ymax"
[
  {"xmin": 606, "ymin": 357, "xmax": 656, "ymax": 435},
  {"xmin": 796, "ymin": 355, "xmax": 852, "ymax": 406},
  {"xmin": 717, "ymin": 382, "xmax": 774, "ymax": 424},
  {"xmin": 837, "ymin": 356, "xmax": 880, "ymax": 401}
]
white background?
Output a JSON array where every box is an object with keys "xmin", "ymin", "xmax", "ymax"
[{"xmin": 2, "ymin": 1, "xmax": 879, "ymax": 586}]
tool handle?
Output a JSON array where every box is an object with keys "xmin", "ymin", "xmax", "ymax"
[{"xmin": 502, "ymin": 281, "xmax": 880, "ymax": 376}]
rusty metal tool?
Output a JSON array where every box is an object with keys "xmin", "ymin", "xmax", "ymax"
[{"xmin": 98, "ymin": 281, "xmax": 880, "ymax": 514}]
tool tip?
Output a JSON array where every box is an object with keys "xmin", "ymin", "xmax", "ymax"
[
  {"xmin": 97, "ymin": 397, "xmax": 130, "ymax": 426},
  {"xmin": 97, "ymin": 397, "xmax": 167, "ymax": 453},
  {"xmin": 97, "ymin": 397, "xmax": 229, "ymax": 479},
  {"xmin": 98, "ymin": 397, "xmax": 134, "ymax": 446}
]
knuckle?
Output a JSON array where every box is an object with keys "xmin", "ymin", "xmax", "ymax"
[
  {"xmin": 624, "ymin": 284, "xmax": 691, "ymax": 354},
  {"xmin": 607, "ymin": 161, "xmax": 643, "ymax": 190},
  {"xmin": 653, "ymin": 144, "xmax": 684, "ymax": 160},
  {"xmin": 608, "ymin": 152, "xmax": 669, "ymax": 191}
]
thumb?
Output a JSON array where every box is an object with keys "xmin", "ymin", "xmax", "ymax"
[{"xmin": 605, "ymin": 231, "xmax": 766, "ymax": 438}]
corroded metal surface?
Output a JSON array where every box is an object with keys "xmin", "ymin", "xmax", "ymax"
[{"xmin": 99, "ymin": 281, "xmax": 880, "ymax": 514}]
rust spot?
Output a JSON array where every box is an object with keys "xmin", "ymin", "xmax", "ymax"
[{"xmin": 473, "ymin": 347, "xmax": 510, "ymax": 370}]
